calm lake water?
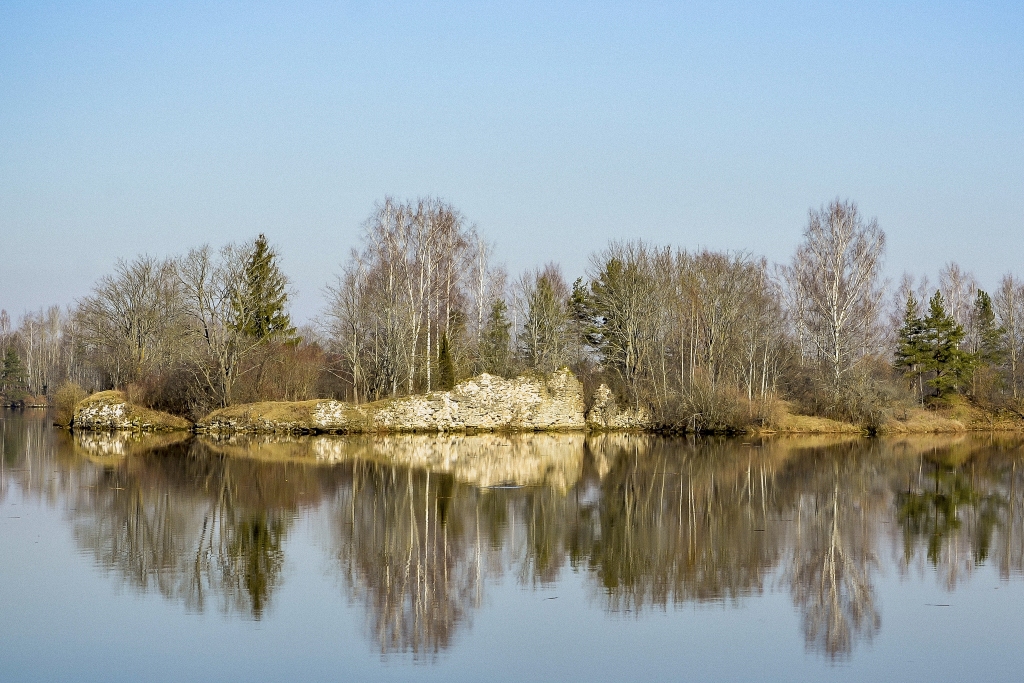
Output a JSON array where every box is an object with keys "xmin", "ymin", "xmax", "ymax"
[{"xmin": 3, "ymin": 409, "xmax": 1024, "ymax": 682}]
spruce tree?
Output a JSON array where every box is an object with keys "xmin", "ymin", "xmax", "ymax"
[
  {"xmin": 520, "ymin": 275, "xmax": 567, "ymax": 372},
  {"xmin": 437, "ymin": 332, "xmax": 456, "ymax": 390},
  {"xmin": 922, "ymin": 290, "xmax": 974, "ymax": 398},
  {"xmin": 1, "ymin": 348, "xmax": 26, "ymax": 401},
  {"xmin": 568, "ymin": 277, "xmax": 598, "ymax": 359},
  {"xmin": 234, "ymin": 234, "xmax": 297, "ymax": 342},
  {"xmin": 894, "ymin": 293, "xmax": 928, "ymax": 402}
]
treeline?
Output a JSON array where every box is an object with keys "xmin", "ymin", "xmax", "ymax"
[
  {"xmin": 1, "ymin": 235, "xmax": 320, "ymax": 416},
  {"xmin": 2, "ymin": 196, "xmax": 1023, "ymax": 428}
]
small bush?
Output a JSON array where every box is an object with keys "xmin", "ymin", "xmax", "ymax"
[
  {"xmin": 53, "ymin": 382, "xmax": 87, "ymax": 427},
  {"xmin": 125, "ymin": 367, "xmax": 197, "ymax": 417},
  {"xmin": 668, "ymin": 375, "xmax": 756, "ymax": 433}
]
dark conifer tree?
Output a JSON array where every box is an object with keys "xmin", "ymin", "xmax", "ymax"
[
  {"xmin": 234, "ymin": 234, "xmax": 297, "ymax": 342},
  {"xmin": 972, "ymin": 290, "xmax": 1005, "ymax": 367},
  {"xmin": 437, "ymin": 332, "xmax": 455, "ymax": 390},
  {"xmin": 568, "ymin": 277, "xmax": 598, "ymax": 346},
  {"xmin": 922, "ymin": 290, "xmax": 974, "ymax": 398},
  {"xmin": 1, "ymin": 348, "xmax": 27, "ymax": 401},
  {"xmin": 894, "ymin": 293, "xmax": 928, "ymax": 403}
]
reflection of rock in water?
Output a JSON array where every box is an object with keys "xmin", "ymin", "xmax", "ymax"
[
  {"xmin": 200, "ymin": 432, "xmax": 585, "ymax": 492},
  {"xmin": 315, "ymin": 433, "xmax": 584, "ymax": 491},
  {"xmin": 198, "ymin": 433, "xmax": 324, "ymax": 462},
  {"xmin": 72, "ymin": 431, "xmax": 192, "ymax": 465}
]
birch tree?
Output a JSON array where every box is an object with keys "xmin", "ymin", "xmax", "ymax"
[
  {"xmin": 994, "ymin": 275, "xmax": 1024, "ymax": 401},
  {"xmin": 786, "ymin": 200, "xmax": 886, "ymax": 397},
  {"xmin": 939, "ymin": 262, "xmax": 978, "ymax": 333}
]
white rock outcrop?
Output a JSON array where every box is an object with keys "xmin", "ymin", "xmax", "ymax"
[
  {"xmin": 73, "ymin": 391, "xmax": 192, "ymax": 432},
  {"xmin": 585, "ymin": 383, "xmax": 653, "ymax": 430},
  {"xmin": 198, "ymin": 369, "xmax": 586, "ymax": 434}
]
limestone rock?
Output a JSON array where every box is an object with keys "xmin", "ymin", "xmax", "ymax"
[
  {"xmin": 585, "ymin": 384, "xmax": 653, "ymax": 430},
  {"xmin": 197, "ymin": 369, "xmax": 586, "ymax": 434},
  {"xmin": 73, "ymin": 391, "xmax": 192, "ymax": 432}
]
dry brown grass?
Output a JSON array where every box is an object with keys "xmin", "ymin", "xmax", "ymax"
[
  {"xmin": 755, "ymin": 401, "xmax": 864, "ymax": 434},
  {"xmin": 757, "ymin": 397, "xmax": 1024, "ymax": 436},
  {"xmin": 203, "ymin": 400, "xmax": 323, "ymax": 425},
  {"xmin": 880, "ymin": 398, "xmax": 1024, "ymax": 434},
  {"xmin": 879, "ymin": 408, "xmax": 965, "ymax": 434}
]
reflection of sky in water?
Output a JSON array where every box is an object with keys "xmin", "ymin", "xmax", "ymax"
[{"xmin": 3, "ymin": 410, "xmax": 1024, "ymax": 681}]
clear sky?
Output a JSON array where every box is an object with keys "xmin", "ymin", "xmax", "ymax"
[{"xmin": 1, "ymin": 1, "xmax": 1022, "ymax": 323}]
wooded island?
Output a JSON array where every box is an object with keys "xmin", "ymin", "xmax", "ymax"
[{"xmin": 3, "ymin": 197, "xmax": 1023, "ymax": 435}]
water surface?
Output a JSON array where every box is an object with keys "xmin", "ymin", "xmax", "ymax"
[{"xmin": 2, "ymin": 410, "xmax": 1023, "ymax": 681}]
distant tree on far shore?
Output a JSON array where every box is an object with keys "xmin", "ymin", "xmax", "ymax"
[{"xmin": 1, "ymin": 347, "xmax": 27, "ymax": 401}]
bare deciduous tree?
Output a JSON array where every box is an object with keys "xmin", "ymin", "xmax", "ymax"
[
  {"xmin": 994, "ymin": 275, "xmax": 1024, "ymax": 401},
  {"xmin": 77, "ymin": 256, "xmax": 184, "ymax": 388},
  {"xmin": 324, "ymin": 197, "xmax": 478, "ymax": 401},
  {"xmin": 785, "ymin": 200, "xmax": 886, "ymax": 396},
  {"xmin": 515, "ymin": 264, "xmax": 571, "ymax": 374},
  {"xmin": 939, "ymin": 262, "xmax": 978, "ymax": 332},
  {"xmin": 176, "ymin": 243, "xmax": 261, "ymax": 407}
]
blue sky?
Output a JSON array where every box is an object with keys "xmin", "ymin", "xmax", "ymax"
[{"xmin": 1, "ymin": 1, "xmax": 1022, "ymax": 322}]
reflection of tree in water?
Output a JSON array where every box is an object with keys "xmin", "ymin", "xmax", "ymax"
[
  {"xmin": 219, "ymin": 512, "xmax": 286, "ymax": 618},
  {"xmin": 326, "ymin": 433, "xmax": 889, "ymax": 657},
  {"xmin": 584, "ymin": 435, "xmax": 784, "ymax": 612},
  {"xmin": 61, "ymin": 430, "xmax": 1024, "ymax": 659},
  {"xmin": 183, "ymin": 457, "xmax": 290, "ymax": 619},
  {"xmin": 589, "ymin": 436, "xmax": 884, "ymax": 660},
  {"xmin": 329, "ymin": 456, "xmax": 583, "ymax": 657},
  {"xmin": 898, "ymin": 463, "xmax": 982, "ymax": 567},
  {"xmin": 13, "ymin": 410, "xmax": 1024, "ymax": 662},
  {"xmin": 333, "ymin": 462, "xmax": 488, "ymax": 656},
  {"xmin": 1, "ymin": 410, "xmax": 79, "ymax": 505},
  {"xmin": 69, "ymin": 438, "xmax": 336, "ymax": 619},
  {"xmin": 895, "ymin": 439, "xmax": 1024, "ymax": 590},
  {"xmin": 785, "ymin": 459, "xmax": 880, "ymax": 660}
]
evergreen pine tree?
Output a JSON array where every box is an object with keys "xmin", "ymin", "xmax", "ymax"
[
  {"xmin": 568, "ymin": 277, "xmax": 598, "ymax": 353},
  {"xmin": 437, "ymin": 332, "xmax": 456, "ymax": 390},
  {"xmin": 1, "ymin": 348, "xmax": 26, "ymax": 401},
  {"xmin": 894, "ymin": 293, "xmax": 928, "ymax": 403},
  {"xmin": 234, "ymin": 234, "xmax": 297, "ymax": 342},
  {"xmin": 479, "ymin": 298, "xmax": 511, "ymax": 376},
  {"xmin": 922, "ymin": 290, "xmax": 974, "ymax": 398}
]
